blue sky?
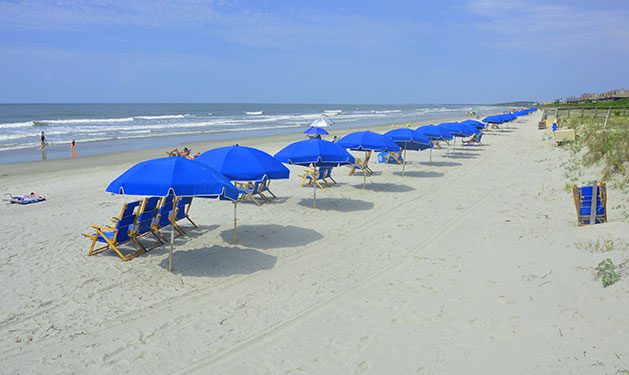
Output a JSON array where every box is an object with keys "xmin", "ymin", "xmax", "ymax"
[{"xmin": 1, "ymin": 0, "xmax": 627, "ymax": 104}]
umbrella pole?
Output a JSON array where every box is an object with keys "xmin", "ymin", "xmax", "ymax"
[
  {"xmin": 233, "ymin": 201, "xmax": 237, "ymax": 243},
  {"xmin": 430, "ymin": 148, "xmax": 432, "ymax": 164},
  {"xmin": 402, "ymin": 147, "xmax": 407, "ymax": 176},
  {"xmin": 313, "ymin": 182, "xmax": 316, "ymax": 208},
  {"xmin": 169, "ymin": 196, "xmax": 177, "ymax": 272},
  {"xmin": 363, "ymin": 174, "xmax": 366, "ymax": 190}
]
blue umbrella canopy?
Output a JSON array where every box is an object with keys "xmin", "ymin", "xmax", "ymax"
[
  {"xmin": 274, "ymin": 138, "xmax": 355, "ymax": 167},
  {"xmin": 460, "ymin": 119, "xmax": 486, "ymax": 130},
  {"xmin": 438, "ymin": 122, "xmax": 466, "ymax": 137},
  {"xmin": 416, "ymin": 125, "xmax": 445, "ymax": 140},
  {"xmin": 483, "ymin": 115, "xmax": 503, "ymax": 124},
  {"xmin": 337, "ymin": 130, "xmax": 401, "ymax": 152},
  {"xmin": 304, "ymin": 126, "xmax": 329, "ymax": 136},
  {"xmin": 458, "ymin": 122, "xmax": 480, "ymax": 135},
  {"xmin": 195, "ymin": 145, "xmax": 289, "ymax": 182},
  {"xmin": 384, "ymin": 128, "xmax": 433, "ymax": 151},
  {"xmin": 107, "ymin": 157, "xmax": 238, "ymax": 199}
]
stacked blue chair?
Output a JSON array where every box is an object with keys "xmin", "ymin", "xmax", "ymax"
[{"xmin": 572, "ymin": 182, "xmax": 607, "ymax": 226}]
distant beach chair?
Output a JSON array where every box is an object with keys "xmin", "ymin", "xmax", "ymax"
[
  {"xmin": 300, "ymin": 167, "xmax": 327, "ymax": 189},
  {"xmin": 377, "ymin": 151, "xmax": 403, "ymax": 164},
  {"xmin": 348, "ymin": 151, "xmax": 373, "ymax": 176},
  {"xmin": 173, "ymin": 197, "xmax": 198, "ymax": 234},
  {"xmin": 131, "ymin": 196, "xmax": 164, "ymax": 251},
  {"xmin": 84, "ymin": 200, "xmax": 142, "ymax": 261},
  {"xmin": 572, "ymin": 182, "xmax": 607, "ymax": 226}
]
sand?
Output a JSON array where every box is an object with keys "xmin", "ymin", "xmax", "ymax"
[{"xmin": 1, "ymin": 113, "xmax": 628, "ymax": 374}]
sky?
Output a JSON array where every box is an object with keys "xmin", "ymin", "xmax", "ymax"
[{"xmin": 1, "ymin": 0, "xmax": 628, "ymax": 104}]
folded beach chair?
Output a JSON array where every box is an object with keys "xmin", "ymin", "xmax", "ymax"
[
  {"xmin": 173, "ymin": 197, "xmax": 198, "ymax": 234},
  {"xmin": 572, "ymin": 182, "xmax": 607, "ymax": 226},
  {"xmin": 84, "ymin": 200, "xmax": 142, "ymax": 261},
  {"xmin": 377, "ymin": 151, "xmax": 403, "ymax": 164},
  {"xmin": 152, "ymin": 193, "xmax": 179, "ymax": 240},
  {"xmin": 320, "ymin": 167, "xmax": 336, "ymax": 186},
  {"xmin": 348, "ymin": 151, "xmax": 373, "ymax": 176},
  {"xmin": 235, "ymin": 180, "xmax": 269, "ymax": 206},
  {"xmin": 130, "ymin": 196, "xmax": 164, "ymax": 251},
  {"xmin": 300, "ymin": 166, "xmax": 327, "ymax": 189}
]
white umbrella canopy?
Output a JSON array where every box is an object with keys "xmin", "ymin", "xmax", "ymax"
[{"xmin": 309, "ymin": 117, "xmax": 334, "ymax": 128}]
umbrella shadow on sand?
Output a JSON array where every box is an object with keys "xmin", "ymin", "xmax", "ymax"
[
  {"xmin": 297, "ymin": 197, "xmax": 374, "ymax": 212},
  {"xmin": 418, "ymin": 161, "xmax": 462, "ymax": 167},
  {"xmin": 392, "ymin": 170, "xmax": 444, "ymax": 178},
  {"xmin": 351, "ymin": 182, "xmax": 415, "ymax": 193},
  {"xmin": 220, "ymin": 224, "xmax": 323, "ymax": 250},
  {"xmin": 445, "ymin": 152, "xmax": 480, "ymax": 159},
  {"xmin": 159, "ymin": 245, "xmax": 277, "ymax": 277}
]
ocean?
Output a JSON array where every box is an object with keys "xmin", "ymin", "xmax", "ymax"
[{"xmin": 0, "ymin": 103, "xmax": 501, "ymax": 163}]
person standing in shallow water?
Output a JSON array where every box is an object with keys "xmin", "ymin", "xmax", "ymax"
[
  {"xmin": 40, "ymin": 131, "xmax": 47, "ymax": 149},
  {"xmin": 70, "ymin": 139, "xmax": 76, "ymax": 157}
]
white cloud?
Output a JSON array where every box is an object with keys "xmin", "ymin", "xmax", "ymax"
[{"xmin": 465, "ymin": 0, "xmax": 629, "ymax": 53}]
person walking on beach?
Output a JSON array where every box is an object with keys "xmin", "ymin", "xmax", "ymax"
[
  {"xmin": 70, "ymin": 139, "xmax": 76, "ymax": 157},
  {"xmin": 40, "ymin": 131, "xmax": 47, "ymax": 149}
]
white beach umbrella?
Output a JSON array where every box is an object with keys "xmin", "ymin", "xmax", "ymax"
[{"xmin": 309, "ymin": 117, "xmax": 334, "ymax": 128}]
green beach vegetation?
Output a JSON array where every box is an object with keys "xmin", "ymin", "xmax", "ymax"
[{"xmin": 554, "ymin": 111, "xmax": 629, "ymax": 183}]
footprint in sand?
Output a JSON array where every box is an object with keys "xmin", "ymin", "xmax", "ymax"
[
  {"xmin": 355, "ymin": 359, "xmax": 373, "ymax": 374},
  {"xmin": 359, "ymin": 335, "xmax": 379, "ymax": 348}
]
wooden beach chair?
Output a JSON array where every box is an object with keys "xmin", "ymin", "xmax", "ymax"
[
  {"xmin": 84, "ymin": 200, "xmax": 142, "ymax": 261},
  {"xmin": 130, "ymin": 196, "xmax": 165, "ymax": 251},
  {"xmin": 348, "ymin": 151, "xmax": 373, "ymax": 176},
  {"xmin": 172, "ymin": 197, "xmax": 198, "ymax": 234},
  {"xmin": 320, "ymin": 167, "xmax": 336, "ymax": 186},
  {"xmin": 235, "ymin": 180, "xmax": 268, "ymax": 206},
  {"xmin": 377, "ymin": 151, "xmax": 403, "ymax": 165},
  {"xmin": 300, "ymin": 167, "xmax": 327, "ymax": 189},
  {"xmin": 152, "ymin": 193, "xmax": 179, "ymax": 240},
  {"xmin": 572, "ymin": 182, "xmax": 607, "ymax": 226},
  {"xmin": 258, "ymin": 176, "xmax": 277, "ymax": 200}
]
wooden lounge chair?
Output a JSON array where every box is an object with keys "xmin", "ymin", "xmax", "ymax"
[
  {"xmin": 320, "ymin": 167, "xmax": 336, "ymax": 186},
  {"xmin": 131, "ymin": 196, "xmax": 164, "ymax": 251},
  {"xmin": 84, "ymin": 200, "xmax": 142, "ymax": 261},
  {"xmin": 258, "ymin": 176, "xmax": 277, "ymax": 200},
  {"xmin": 377, "ymin": 151, "xmax": 403, "ymax": 165},
  {"xmin": 173, "ymin": 197, "xmax": 198, "ymax": 234},
  {"xmin": 572, "ymin": 182, "xmax": 607, "ymax": 226},
  {"xmin": 299, "ymin": 167, "xmax": 327, "ymax": 189},
  {"xmin": 348, "ymin": 151, "xmax": 373, "ymax": 176},
  {"xmin": 235, "ymin": 180, "xmax": 268, "ymax": 206},
  {"xmin": 152, "ymin": 194, "xmax": 178, "ymax": 240}
]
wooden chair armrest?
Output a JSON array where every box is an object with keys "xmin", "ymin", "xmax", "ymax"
[{"xmin": 89, "ymin": 225, "xmax": 116, "ymax": 231}]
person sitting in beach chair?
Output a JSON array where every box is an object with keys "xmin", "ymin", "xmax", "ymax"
[
  {"xmin": 464, "ymin": 133, "xmax": 483, "ymax": 146},
  {"xmin": 84, "ymin": 200, "xmax": 143, "ymax": 261},
  {"xmin": 348, "ymin": 151, "xmax": 373, "ymax": 176}
]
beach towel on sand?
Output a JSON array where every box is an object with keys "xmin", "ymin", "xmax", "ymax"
[{"xmin": 5, "ymin": 193, "xmax": 46, "ymax": 204}]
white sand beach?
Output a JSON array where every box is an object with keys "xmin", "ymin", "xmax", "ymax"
[{"xmin": 1, "ymin": 113, "xmax": 629, "ymax": 374}]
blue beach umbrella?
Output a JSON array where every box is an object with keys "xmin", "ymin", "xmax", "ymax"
[
  {"xmin": 337, "ymin": 130, "xmax": 401, "ymax": 152},
  {"xmin": 275, "ymin": 138, "xmax": 354, "ymax": 207},
  {"xmin": 304, "ymin": 126, "xmax": 329, "ymax": 136},
  {"xmin": 384, "ymin": 128, "xmax": 433, "ymax": 176},
  {"xmin": 416, "ymin": 125, "xmax": 444, "ymax": 140},
  {"xmin": 460, "ymin": 119, "xmax": 486, "ymax": 130},
  {"xmin": 196, "ymin": 145, "xmax": 289, "ymax": 181},
  {"xmin": 458, "ymin": 123, "xmax": 480, "ymax": 136},
  {"xmin": 337, "ymin": 131, "xmax": 400, "ymax": 189},
  {"xmin": 106, "ymin": 157, "xmax": 238, "ymax": 271},
  {"xmin": 195, "ymin": 144, "xmax": 289, "ymax": 243}
]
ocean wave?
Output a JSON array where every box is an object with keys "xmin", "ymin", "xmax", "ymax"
[
  {"xmin": 40, "ymin": 117, "xmax": 135, "ymax": 124},
  {"xmin": 0, "ymin": 121, "xmax": 37, "ymax": 129},
  {"xmin": 134, "ymin": 114, "xmax": 189, "ymax": 120}
]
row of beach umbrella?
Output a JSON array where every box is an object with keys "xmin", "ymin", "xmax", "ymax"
[{"xmin": 105, "ymin": 109, "xmax": 536, "ymax": 271}]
